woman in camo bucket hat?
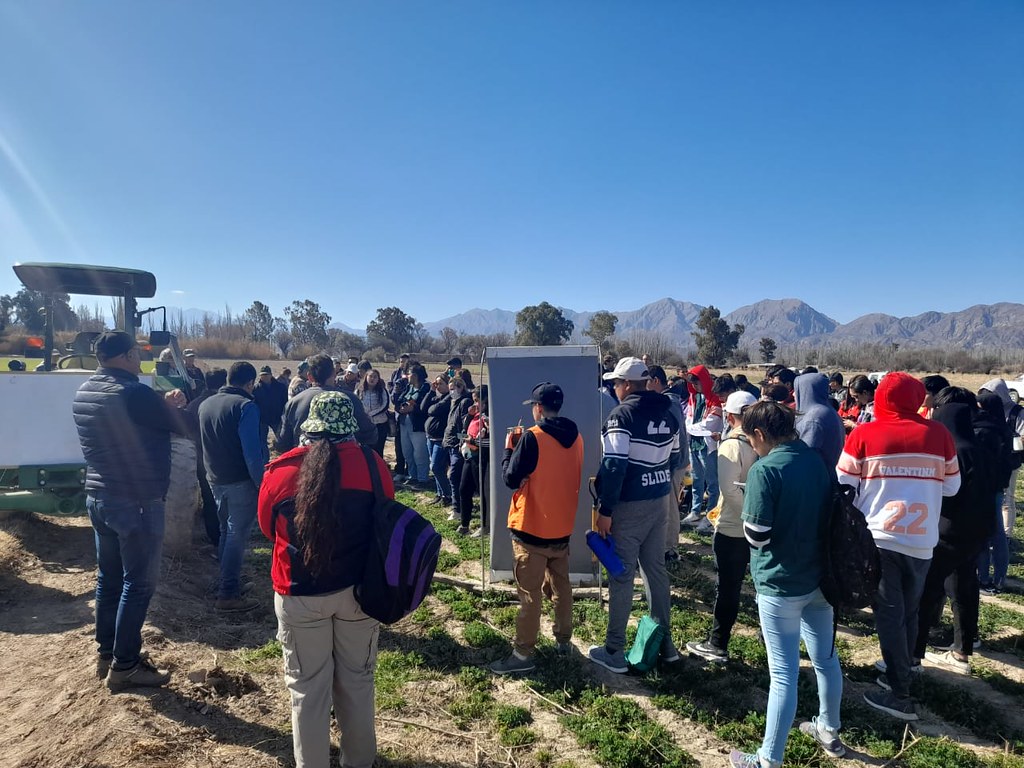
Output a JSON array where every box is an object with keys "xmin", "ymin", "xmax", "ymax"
[
  {"xmin": 260, "ymin": 386, "xmax": 395, "ymax": 767},
  {"xmin": 299, "ymin": 391, "xmax": 358, "ymax": 439}
]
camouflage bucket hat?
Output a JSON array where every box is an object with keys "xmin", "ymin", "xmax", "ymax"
[{"xmin": 300, "ymin": 391, "xmax": 358, "ymax": 437}]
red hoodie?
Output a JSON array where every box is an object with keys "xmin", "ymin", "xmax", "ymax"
[
  {"xmin": 686, "ymin": 365, "xmax": 721, "ymax": 410},
  {"xmin": 685, "ymin": 365, "xmax": 723, "ymax": 452},
  {"xmin": 837, "ymin": 372, "xmax": 960, "ymax": 559}
]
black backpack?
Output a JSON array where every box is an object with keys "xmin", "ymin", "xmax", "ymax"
[
  {"xmin": 356, "ymin": 446, "xmax": 442, "ymax": 624},
  {"xmin": 820, "ymin": 482, "xmax": 881, "ymax": 612}
]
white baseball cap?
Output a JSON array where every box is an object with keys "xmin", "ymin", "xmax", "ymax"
[
  {"xmin": 725, "ymin": 391, "xmax": 758, "ymax": 415},
  {"xmin": 602, "ymin": 357, "xmax": 650, "ymax": 382}
]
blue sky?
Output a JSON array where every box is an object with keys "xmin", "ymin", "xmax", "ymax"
[{"xmin": 1, "ymin": 2, "xmax": 1021, "ymax": 329}]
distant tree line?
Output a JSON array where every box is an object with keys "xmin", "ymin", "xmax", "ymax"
[{"xmin": 0, "ymin": 288, "xmax": 1020, "ymax": 374}]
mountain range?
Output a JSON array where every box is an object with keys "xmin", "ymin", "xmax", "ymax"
[
  {"xmin": 406, "ymin": 298, "xmax": 1024, "ymax": 350},
  {"xmin": 158, "ymin": 297, "xmax": 1021, "ymax": 350}
]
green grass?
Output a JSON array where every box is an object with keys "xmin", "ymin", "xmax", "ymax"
[
  {"xmin": 494, "ymin": 705, "xmax": 536, "ymax": 747},
  {"xmin": 499, "ymin": 726, "xmax": 538, "ymax": 747},
  {"xmin": 493, "ymin": 704, "xmax": 532, "ymax": 730},
  {"xmin": 571, "ymin": 599, "xmax": 608, "ymax": 644},
  {"xmin": 435, "ymin": 551, "xmax": 461, "ymax": 572},
  {"xmin": 393, "ymin": 478, "xmax": 1024, "ymax": 766},
  {"xmin": 902, "ymin": 737, "xmax": 986, "ymax": 768},
  {"xmin": 913, "ymin": 675, "xmax": 1024, "ymax": 747},
  {"xmin": 449, "ymin": 665, "xmax": 496, "ymax": 727},
  {"xmin": 463, "ymin": 621, "xmax": 507, "ymax": 649},
  {"xmin": 563, "ymin": 690, "xmax": 699, "ymax": 768},
  {"xmin": 376, "ymin": 650, "xmax": 426, "ymax": 711},
  {"xmin": 236, "ymin": 639, "xmax": 282, "ymax": 670}
]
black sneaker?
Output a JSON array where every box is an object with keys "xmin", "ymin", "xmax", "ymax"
[
  {"xmin": 106, "ymin": 658, "xmax": 171, "ymax": 691},
  {"xmin": 686, "ymin": 640, "xmax": 728, "ymax": 663},
  {"xmin": 863, "ymin": 689, "xmax": 918, "ymax": 721}
]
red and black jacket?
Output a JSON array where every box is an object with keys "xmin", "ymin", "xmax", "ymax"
[{"xmin": 258, "ymin": 441, "xmax": 395, "ymax": 596}]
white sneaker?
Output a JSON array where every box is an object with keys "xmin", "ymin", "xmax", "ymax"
[
  {"xmin": 694, "ymin": 517, "xmax": 714, "ymax": 534},
  {"xmin": 681, "ymin": 511, "xmax": 703, "ymax": 526},
  {"xmin": 925, "ymin": 650, "xmax": 970, "ymax": 675},
  {"xmin": 874, "ymin": 658, "xmax": 922, "ymax": 674}
]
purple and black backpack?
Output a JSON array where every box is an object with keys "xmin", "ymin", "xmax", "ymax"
[{"xmin": 357, "ymin": 446, "xmax": 442, "ymax": 624}]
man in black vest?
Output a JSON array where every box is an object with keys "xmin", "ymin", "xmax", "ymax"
[
  {"xmin": 73, "ymin": 331, "xmax": 187, "ymax": 690},
  {"xmin": 199, "ymin": 361, "xmax": 267, "ymax": 612}
]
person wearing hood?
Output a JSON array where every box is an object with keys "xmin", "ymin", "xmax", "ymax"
[
  {"xmin": 979, "ymin": 378, "xmax": 1024, "ymax": 542},
  {"xmin": 975, "ymin": 389, "xmax": 1017, "ymax": 594},
  {"xmin": 682, "ymin": 364, "xmax": 723, "ymax": 529},
  {"xmin": 838, "ymin": 372, "xmax": 960, "ymax": 721},
  {"xmin": 794, "ymin": 373, "xmax": 845, "ymax": 469},
  {"xmin": 912, "ymin": 388, "xmax": 1001, "ymax": 675},
  {"xmin": 490, "ymin": 383, "xmax": 584, "ymax": 675},
  {"xmin": 590, "ymin": 357, "xmax": 682, "ymax": 674}
]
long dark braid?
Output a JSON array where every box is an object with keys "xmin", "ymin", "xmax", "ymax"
[{"xmin": 292, "ymin": 439, "xmax": 340, "ymax": 579}]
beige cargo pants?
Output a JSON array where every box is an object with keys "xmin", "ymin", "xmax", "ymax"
[{"xmin": 275, "ymin": 587, "xmax": 380, "ymax": 768}]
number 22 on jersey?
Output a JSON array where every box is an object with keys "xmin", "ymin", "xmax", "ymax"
[{"xmin": 881, "ymin": 501, "xmax": 928, "ymax": 535}]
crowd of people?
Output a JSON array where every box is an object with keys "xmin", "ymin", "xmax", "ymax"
[{"xmin": 71, "ymin": 336, "xmax": 1024, "ymax": 768}]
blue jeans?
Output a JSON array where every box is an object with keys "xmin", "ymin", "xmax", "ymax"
[
  {"xmin": 400, "ymin": 428, "xmax": 430, "ymax": 482},
  {"xmin": 449, "ymin": 448, "xmax": 465, "ymax": 517},
  {"xmin": 757, "ymin": 589, "xmax": 842, "ymax": 767},
  {"xmin": 213, "ymin": 480, "xmax": 259, "ymax": 599},
  {"xmin": 88, "ymin": 494, "xmax": 165, "ymax": 668},
  {"xmin": 978, "ymin": 491, "xmax": 1008, "ymax": 588},
  {"xmin": 429, "ymin": 439, "xmax": 452, "ymax": 498},
  {"xmin": 690, "ymin": 446, "xmax": 719, "ymax": 517}
]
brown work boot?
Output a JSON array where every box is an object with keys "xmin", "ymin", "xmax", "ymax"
[{"xmin": 215, "ymin": 596, "xmax": 260, "ymax": 612}]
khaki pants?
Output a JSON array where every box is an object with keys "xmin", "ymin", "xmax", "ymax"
[
  {"xmin": 275, "ymin": 587, "xmax": 380, "ymax": 768},
  {"xmin": 512, "ymin": 539, "xmax": 573, "ymax": 656}
]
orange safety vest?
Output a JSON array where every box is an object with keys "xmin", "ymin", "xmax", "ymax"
[{"xmin": 507, "ymin": 425, "xmax": 584, "ymax": 539}]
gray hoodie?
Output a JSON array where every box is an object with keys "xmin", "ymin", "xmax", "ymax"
[
  {"xmin": 795, "ymin": 373, "xmax": 846, "ymax": 469},
  {"xmin": 981, "ymin": 378, "xmax": 1024, "ymax": 438}
]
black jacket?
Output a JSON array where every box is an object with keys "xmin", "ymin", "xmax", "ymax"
[
  {"xmin": 443, "ymin": 393, "xmax": 473, "ymax": 448},
  {"xmin": 253, "ymin": 377, "xmax": 288, "ymax": 429},
  {"xmin": 73, "ymin": 367, "xmax": 185, "ymax": 500},
  {"xmin": 423, "ymin": 390, "xmax": 451, "ymax": 441},
  {"xmin": 934, "ymin": 403, "xmax": 1001, "ymax": 548},
  {"xmin": 396, "ymin": 383, "xmax": 429, "ymax": 433}
]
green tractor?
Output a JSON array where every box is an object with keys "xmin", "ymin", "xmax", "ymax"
[{"xmin": 1, "ymin": 263, "xmax": 198, "ymax": 517}]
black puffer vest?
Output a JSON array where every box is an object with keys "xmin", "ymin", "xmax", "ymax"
[{"xmin": 73, "ymin": 368, "xmax": 172, "ymax": 500}]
